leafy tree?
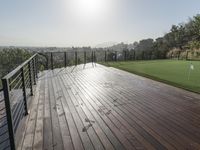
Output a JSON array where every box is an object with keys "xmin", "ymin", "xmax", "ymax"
[{"xmin": 0, "ymin": 48, "xmax": 32, "ymax": 88}]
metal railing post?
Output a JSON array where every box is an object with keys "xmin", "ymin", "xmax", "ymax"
[
  {"xmin": 124, "ymin": 50, "xmax": 127, "ymax": 61},
  {"xmin": 32, "ymin": 59, "xmax": 36, "ymax": 85},
  {"xmin": 75, "ymin": 51, "xmax": 78, "ymax": 66},
  {"xmin": 94, "ymin": 51, "xmax": 96, "ymax": 63},
  {"xmin": 105, "ymin": 51, "xmax": 107, "ymax": 62},
  {"xmin": 2, "ymin": 78, "xmax": 16, "ymax": 150},
  {"xmin": 84, "ymin": 51, "xmax": 86, "ymax": 64},
  {"xmin": 34, "ymin": 55, "xmax": 38, "ymax": 79},
  {"xmin": 115, "ymin": 51, "xmax": 117, "ymax": 61},
  {"xmin": 178, "ymin": 51, "xmax": 181, "ymax": 60},
  {"xmin": 92, "ymin": 51, "xmax": 94, "ymax": 63},
  {"xmin": 28, "ymin": 61, "xmax": 33, "ymax": 96},
  {"xmin": 46, "ymin": 55, "xmax": 49, "ymax": 70},
  {"xmin": 21, "ymin": 67, "xmax": 28, "ymax": 115},
  {"xmin": 186, "ymin": 51, "xmax": 189, "ymax": 60},
  {"xmin": 64, "ymin": 52, "xmax": 67, "ymax": 67},
  {"xmin": 51, "ymin": 52, "xmax": 53, "ymax": 70}
]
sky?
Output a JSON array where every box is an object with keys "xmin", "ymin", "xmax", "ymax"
[{"xmin": 0, "ymin": 0, "xmax": 200, "ymax": 47}]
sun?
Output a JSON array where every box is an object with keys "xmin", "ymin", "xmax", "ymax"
[
  {"xmin": 68, "ymin": 0, "xmax": 108, "ymax": 20},
  {"xmin": 78, "ymin": 0, "xmax": 104, "ymax": 14}
]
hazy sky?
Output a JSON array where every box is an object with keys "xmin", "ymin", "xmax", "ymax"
[{"xmin": 0, "ymin": 0, "xmax": 200, "ymax": 47}]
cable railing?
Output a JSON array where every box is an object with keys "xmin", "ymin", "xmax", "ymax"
[
  {"xmin": 0, "ymin": 88, "xmax": 10, "ymax": 150},
  {"xmin": 0, "ymin": 49, "xmax": 145, "ymax": 150},
  {"xmin": 0, "ymin": 54, "xmax": 38, "ymax": 150},
  {"xmin": 40, "ymin": 50, "xmax": 137, "ymax": 70},
  {"xmin": 42, "ymin": 50, "xmax": 97, "ymax": 70}
]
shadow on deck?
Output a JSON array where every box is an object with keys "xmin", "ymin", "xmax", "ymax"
[{"xmin": 18, "ymin": 63, "xmax": 200, "ymax": 150}]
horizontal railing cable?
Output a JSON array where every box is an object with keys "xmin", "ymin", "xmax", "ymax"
[{"xmin": 1, "ymin": 53, "xmax": 38, "ymax": 150}]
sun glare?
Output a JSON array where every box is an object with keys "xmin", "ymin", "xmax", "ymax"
[{"xmin": 68, "ymin": 0, "xmax": 108, "ymax": 20}]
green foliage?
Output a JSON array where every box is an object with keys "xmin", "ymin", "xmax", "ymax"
[
  {"xmin": 187, "ymin": 40, "xmax": 200, "ymax": 50},
  {"xmin": 128, "ymin": 14, "xmax": 200, "ymax": 59},
  {"xmin": 0, "ymin": 48, "xmax": 32, "ymax": 88}
]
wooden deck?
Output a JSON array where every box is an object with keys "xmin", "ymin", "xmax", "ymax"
[{"xmin": 17, "ymin": 63, "xmax": 200, "ymax": 150}]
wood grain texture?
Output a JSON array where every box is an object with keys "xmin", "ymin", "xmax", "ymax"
[{"xmin": 18, "ymin": 63, "xmax": 200, "ymax": 150}]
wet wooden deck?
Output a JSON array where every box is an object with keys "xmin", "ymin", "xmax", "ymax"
[{"xmin": 17, "ymin": 63, "xmax": 200, "ymax": 150}]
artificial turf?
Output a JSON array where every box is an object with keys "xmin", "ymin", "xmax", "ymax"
[{"xmin": 102, "ymin": 60, "xmax": 200, "ymax": 93}]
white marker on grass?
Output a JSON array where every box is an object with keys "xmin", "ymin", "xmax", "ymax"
[
  {"xmin": 190, "ymin": 64, "xmax": 194, "ymax": 70},
  {"xmin": 188, "ymin": 62, "xmax": 194, "ymax": 80}
]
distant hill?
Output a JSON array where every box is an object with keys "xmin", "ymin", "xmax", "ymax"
[{"xmin": 95, "ymin": 42, "xmax": 117, "ymax": 48}]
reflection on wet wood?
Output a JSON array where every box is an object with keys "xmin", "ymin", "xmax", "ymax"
[{"xmin": 18, "ymin": 63, "xmax": 200, "ymax": 150}]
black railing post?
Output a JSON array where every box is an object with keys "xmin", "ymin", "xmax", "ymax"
[
  {"xmin": 105, "ymin": 51, "xmax": 107, "ymax": 62},
  {"xmin": 28, "ymin": 61, "xmax": 33, "ymax": 96},
  {"xmin": 32, "ymin": 58, "xmax": 36, "ymax": 85},
  {"xmin": 2, "ymin": 79, "xmax": 16, "ymax": 150},
  {"xmin": 124, "ymin": 50, "xmax": 127, "ymax": 61},
  {"xmin": 115, "ymin": 51, "xmax": 117, "ymax": 61},
  {"xmin": 91, "ymin": 51, "xmax": 93, "ymax": 63},
  {"xmin": 21, "ymin": 67, "xmax": 28, "ymax": 115},
  {"xmin": 64, "ymin": 52, "xmax": 67, "ymax": 67},
  {"xmin": 75, "ymin": 51, "xmax": 77, "ymax": 66},
  {"xmin": 92, "ymin": 51, "xmax": 94, "ymax": 63},
  {"xmin": 46, "ymin": 56, "xmax": 49, "ymax": 70},
  {"xmin": 186, "ymin": 51, "xmax": 189, "ymax": 60},
  {"xmin": 51, "ymin": 52, "xmax": 53, "ymax": 70},
  {"xmin": 94, "ymin": 51, "xmax": 96, "ymax": 63},
  {"xmin": 84, "ymin": 51, "xmax": 86, "ymax": 64},
  {"xmin": 34, "ymin": 55, "xmax": 38, "ymax": 79},
  {"xmin": 178, "ymin": 51, "xmax": 181, "ymax": 60}
]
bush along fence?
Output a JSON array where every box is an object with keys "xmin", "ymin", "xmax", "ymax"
[{"xmin": 166, "ymin": 49, "xmax": 200, "ymax": 60}]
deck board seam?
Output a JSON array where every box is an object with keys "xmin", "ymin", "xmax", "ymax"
[
  {"xmin": 71, "ymin": 68, "xmax": 177, "ymax": 149},
  {"xmin": 65, "ymin": 71, "xmax": 136, "ymax": 150},
  {"xmin": 61, "ymin": 73, "xmax": 125, "ymax": 150},
  {"xmin": 75, "ymin": 68, "xmax": 194, "ymax": 149},
  {"xmin": 67, "ymin": 70, "xmax": 166, "ymax": 150}
]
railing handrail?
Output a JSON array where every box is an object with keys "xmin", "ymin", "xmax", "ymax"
[
  {"xmin": 43, "ymin": 50, "xmax": 95, "ymax": 54},
  {"xmin": 1, "ymin": 53, "xmax": 38, "ymax": 150},
  {"xmin": 2, "ymin": 53, "xmax": 37, "ymax": 79}
]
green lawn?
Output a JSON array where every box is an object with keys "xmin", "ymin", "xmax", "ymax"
[{"xmin": 102, "ymin": 60, "xmax": 200, "ymax": 93}]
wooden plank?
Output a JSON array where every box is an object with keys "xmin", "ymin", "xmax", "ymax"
[
  {"xmin": 79, "ymin": 64, "xmax": 200, "ymax": 149},
  {"xmin": 55, "ymin": 74, "xmax": 95, "ymax": 150},
  {"xmin": 43, "ymin": 71, "xmax": 53, "ymax": 150},
  {"xmin": 19, "ymin": 64, "xmax": 200, "ymax": 150},
  {"xmin": 81, "ymin": 67, "xmax": 198, "ymax": 148},
  {"xmin": 51, "ymin": 72, "xmax": 74, "ymax": 150},
  {"xmin": 60, "ymin": 74, "xmax": 126, "ymax": 150},
  {"xmin": 62, "ymin": 72, "xmax": 135, "ymax": 150},
  {"xmin": 68, "ymin": 66, "xmax": 191, "ymax": 149},
  {"xmin": 48, "ymin": 71, "xmax": 64, "ymax": 150},
  {"xmin": 66, "ymin": 70, "xmax": 163, "ymax": 150},
  {"xmin": 17, "ymin": 80, "xmax": 41, "ymax": 150},
  {"xmin": 73, "ymin": 72, "xmax": 165, "ymax": 149},
  {"xmin": 57, "ymin": 74, "xmax": 115, "ymax": 150},
  {"xmin": 53, "ymin": 70, "xmax": 84, "ymax": 150},
  {"xmin": 91, "ymin": 67, "xmax": 199, "ymax": 144},
  {"xmin": 32, "ymin": 79, "xmax": 44, "ymax": 150},
  {"xmin": 21, "ymin": 77, "xmax": 42, "ymax": 150},
  {"xmin": 56, "ymin": 75, "xmax": 105, "ymax": 150}
]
